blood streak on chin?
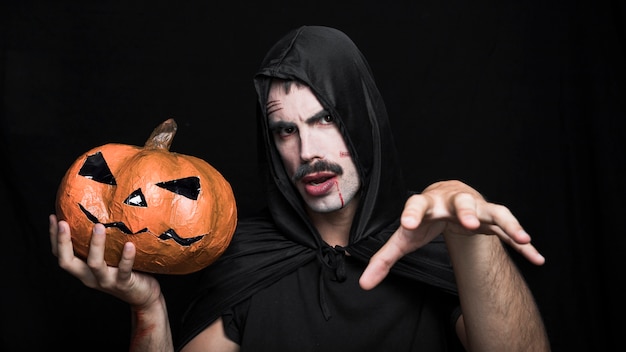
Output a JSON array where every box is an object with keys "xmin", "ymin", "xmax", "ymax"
[
  {"xmin": 339, "ymin": 151, "xmax": 350, "ymax": 157},
  {"xmin": 335, "ymin": 180, "xmax": 344, "ymax": 208}
]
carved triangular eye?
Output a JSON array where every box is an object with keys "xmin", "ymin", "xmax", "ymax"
[
  {"xmin": 78, "ymin": 151, "xmax": 116, "ymax": 185},
  {"xmin": 124, "ymin": 188, "xmax": 147, "ymax": 207},
  {"xmin": 156, "ymin": 176, "xmax": 200, "ymax": 200}
]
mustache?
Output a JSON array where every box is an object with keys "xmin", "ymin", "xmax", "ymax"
[{"xmin": 292, "ymin": 160, "xmax": 343, "ymax": 182}]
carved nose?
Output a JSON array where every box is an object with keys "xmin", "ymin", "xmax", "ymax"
[{"xmin": 124, "ymin": 188, "xmax": 148, "ymax": 207}]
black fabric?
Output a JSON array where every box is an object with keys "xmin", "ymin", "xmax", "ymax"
[
  {"xmin": 176, "ymin": 26, "xmax": 459, "ymax": 350},
  {"xmin": 222, "ymin": 256, "xmax": 463, "ymax": 351}
]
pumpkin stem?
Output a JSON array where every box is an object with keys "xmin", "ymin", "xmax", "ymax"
[{"xmin": 145, "ymin": 118, "xmax": 177, "ymax": 150}]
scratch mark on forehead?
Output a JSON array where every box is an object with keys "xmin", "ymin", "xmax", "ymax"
[{"xmin": 266, "ymin": 100, "xmax": 282, "ymax": 116}]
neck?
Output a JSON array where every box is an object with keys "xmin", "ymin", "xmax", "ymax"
[{"xmin": 307, "ymin": 194, "xmax": 360, "ymax": 247}]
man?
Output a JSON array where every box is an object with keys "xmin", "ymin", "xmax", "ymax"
[{"xmin": 50, "ymin": 25, "xmax": 549, "ymax": 351}]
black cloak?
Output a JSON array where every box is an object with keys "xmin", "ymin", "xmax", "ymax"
[{"xmin": 176, "ymin": 25, "xmax": 458, "ymax": 350}]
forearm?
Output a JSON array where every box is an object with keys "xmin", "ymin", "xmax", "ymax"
[
  {"xmin": 130, "ymin": 293, "xmax": 174, "ymax": 352},
  {"xmin": 445, "ymin": 234, "xmax": 549, "ymax": 351}
]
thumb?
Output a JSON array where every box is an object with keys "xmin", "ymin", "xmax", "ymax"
[{"xmin": 359, "ymin": 227, "xmax": 416, "ymax": 290}]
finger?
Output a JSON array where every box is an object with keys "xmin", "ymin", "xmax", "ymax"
[
  {"xmin": 519, "ymin": 244, "xmax": 546, "ymax": 266},
  {"xmin": 86, "ymin": 224, "xmax": 112, "ymax": 283},
  {"xmin": 480, "ymin": 203, "xmax": 531, "ymax": 244},
  {"xmin": 55, "ymin": 220, "xmax": 95, "ymax": 281},
  {"xmin": 400, "ymin": 194, "xmax": 431, "ymax": 229},
  {"xmin": 505, "ymin": 240, "xmax": 546, "ymax": 266},
  {"xmin": 451, "ymin": 192, "xmax": 481, "ymax": 229},
  {"xmin": 360, "ymin": 195, "xmax": 439, "ymax": 290},
  {"xmin": 484, "ymin": 224, "xmax": 545, "ymax": 266},
  {"xmin": 117, "ymin": 242, "xmax": 136, "ymax": 282},
  {"xmin": 49, "ymin": 214, "xmax": 59, "ymax": 256},
  {"xmin": 359, "ymin": 227, "xmax": 418, "ymax": 290},
  {"xmin": 55, "ymin": 220, "xmax": 75, "ymax": 263},
  {"xmin": 359, "ymin": 248, "xmax": 398, "ymax": 291}
]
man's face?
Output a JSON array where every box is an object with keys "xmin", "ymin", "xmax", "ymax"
[{"xmin": 267, "ymin": 82, "xmax": 360, "ymax": 213}]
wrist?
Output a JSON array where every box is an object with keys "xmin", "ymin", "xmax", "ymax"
[
  {"xmin": 443, "ymin": 233, "xmax": 503, "ymax": 266},
  {"xmin": 129, "ymin": 293, "xmax": 173, "ymax": 352},
  {"xmin": 131, "ymin": 292, "xmax": 167, "ymax": 316}
]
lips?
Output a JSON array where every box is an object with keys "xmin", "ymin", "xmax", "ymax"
[{"xmin": 301, "ymin": 172, "xmax": 337, "ymax": 196}]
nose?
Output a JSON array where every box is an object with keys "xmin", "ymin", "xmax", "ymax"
[{"xmin": 299, "ymin": 129, "xmax": 324, "ymax": 162}]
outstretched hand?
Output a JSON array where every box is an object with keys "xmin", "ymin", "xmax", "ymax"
[
  {"xmin": 359, "ymin": 180, "xmax": 545, "ymax": 290},
  {"xmin": 49, "ymin": 214, "xmax": 162, "ymax": 308}
]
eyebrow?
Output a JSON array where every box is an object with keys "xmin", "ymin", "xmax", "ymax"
[
  {"xmin": 305, "ymin": 110, "xmax": 330, "ymax": 124},
  {"xmin": 267, "ymin": 109, "xmax": 331, "ymax": 132},
  {"xmin": 267, "ymin": 120, "xmax": 294, "ymax": 132}
]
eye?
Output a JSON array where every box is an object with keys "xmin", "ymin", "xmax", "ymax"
[
  {"xmin": 79, "ymin": 151, "xmax": 117, "ymax": 185},
  {"xmin": 156, "ymin": 176, "xmax": 201, "ymax": 200},
  {"xmin": 271, "ymin": 123, "xmax": 297, "ymax": 138},
  {"xmin": 279, "ymin": 126, "xmax": 297, "ymax": 137},
  {"xmin": 319, "ymin": 115, "xmax": 335, "ymax": 125}
]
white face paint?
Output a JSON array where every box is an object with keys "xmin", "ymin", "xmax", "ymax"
[{"xmin": 267, "ymin": 82, "xmax": 360, "ymax": 213}]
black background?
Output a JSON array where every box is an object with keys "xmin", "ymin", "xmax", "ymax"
[{"xmin": 2, "ymin": 1, "xmax": 624, "ymax": 351}]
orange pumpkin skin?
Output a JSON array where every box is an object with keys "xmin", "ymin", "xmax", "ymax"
[{"xmin": 55, "ymin": 119, "xmax": 237, "ymax": 274}]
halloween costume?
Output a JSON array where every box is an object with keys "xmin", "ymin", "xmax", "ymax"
[{"xmin": 177, "ymin": 26, "xmax": 461, "ymax": 351}]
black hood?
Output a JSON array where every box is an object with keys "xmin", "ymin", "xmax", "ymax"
[
  {"xmin": 254, "ymin": 25, "xmax": 406, "ymax": 247},
  {"xmin": 176, "ymin": 26, "xmax": 457, "ymax": 351}
]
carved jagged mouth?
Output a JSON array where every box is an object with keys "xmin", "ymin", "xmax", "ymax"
[{"xmin": 78, "ymin": 203, "xmax": 204, "ymax": 246}]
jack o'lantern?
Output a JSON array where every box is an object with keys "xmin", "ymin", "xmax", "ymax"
[{"xmin": 55, "ymin": 118, "xmax": 237, "ymax": 274}]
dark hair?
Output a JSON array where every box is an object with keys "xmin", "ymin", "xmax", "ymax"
[{"xmin": 270, "ymin": 78, "xmax": 306, "ymax": 94}]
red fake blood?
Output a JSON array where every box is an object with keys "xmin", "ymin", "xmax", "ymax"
[
  {"xmin": 335, "ymin": 180, "xmax": 344, "ymax": 208},
  {"xmin": 129, "ymin": 309, "xmax": 156, "ymax": 350}
]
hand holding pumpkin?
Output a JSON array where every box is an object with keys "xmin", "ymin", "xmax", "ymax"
[
  {"xmin": 55, "ymin": 119, "xmax": 237, "ymax": 274},
  {"xmin": 49, "ymin": 214, "xmax": 163, "ymax": 307}
]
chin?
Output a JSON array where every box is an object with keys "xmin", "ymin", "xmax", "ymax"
[{"xmin": 305, "ymin": 199, "xmax": 346, "ymax": 213}]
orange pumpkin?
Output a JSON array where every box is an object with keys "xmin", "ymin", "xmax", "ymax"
[{"xmin": 55, "ymin": 118, "xmax": 237, "ymax": 274}]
